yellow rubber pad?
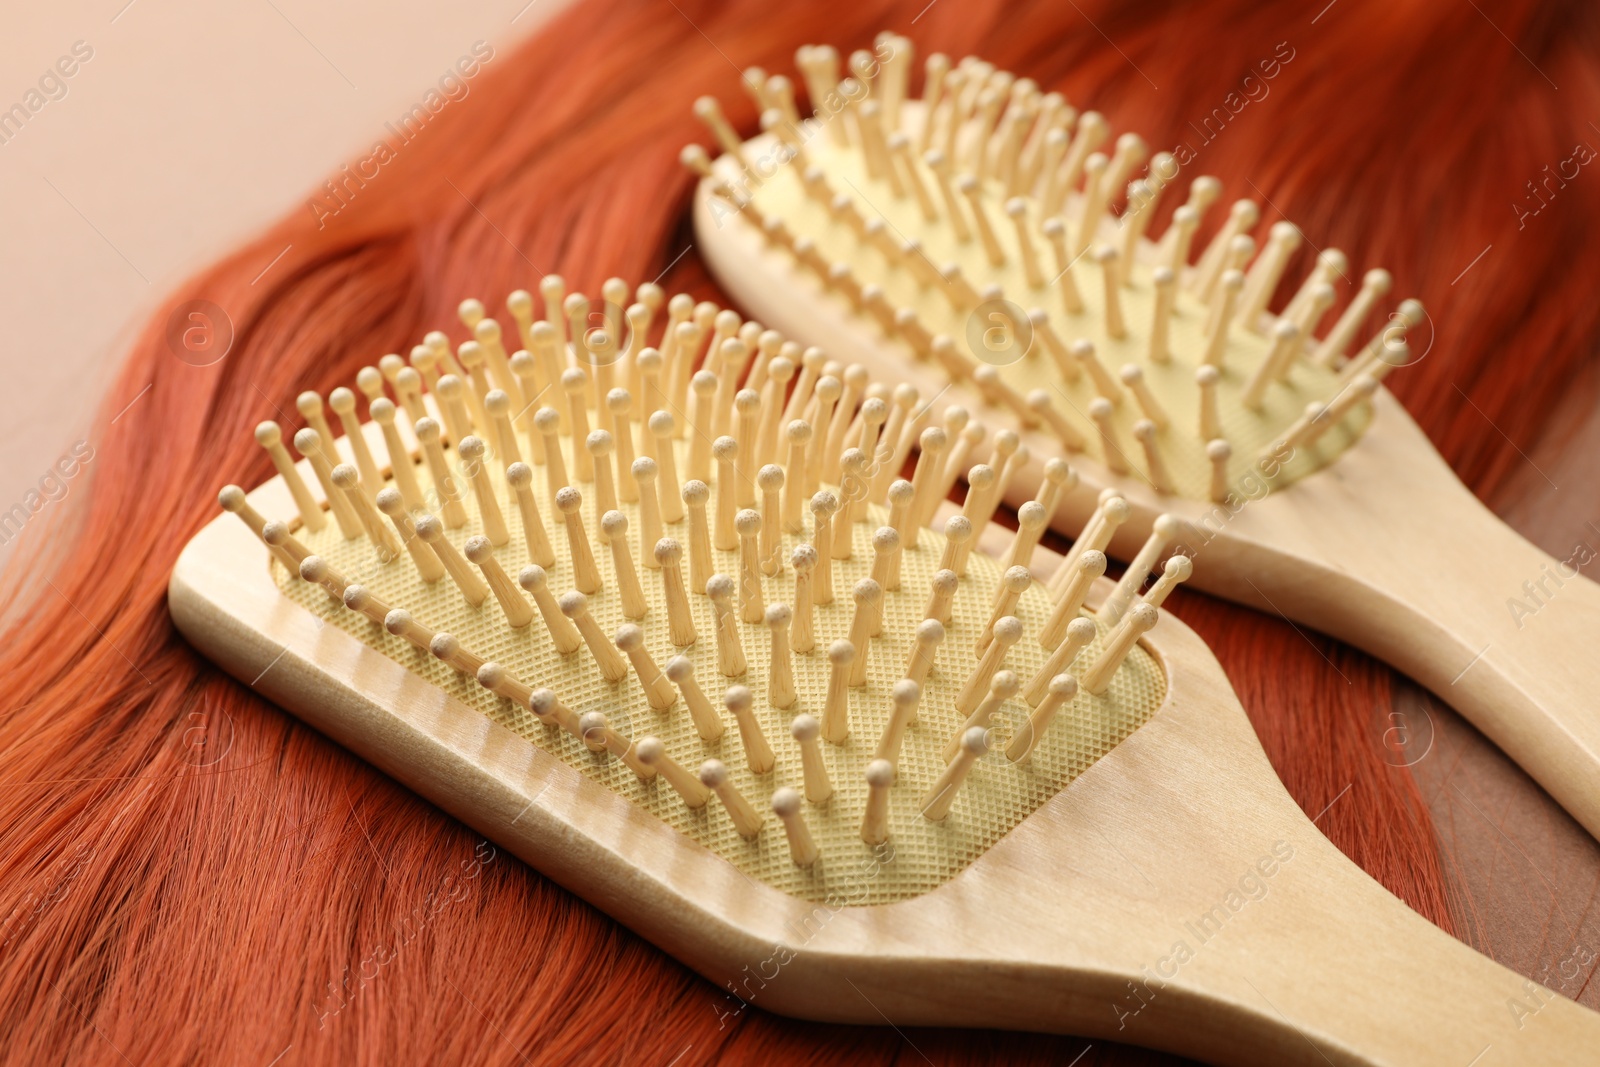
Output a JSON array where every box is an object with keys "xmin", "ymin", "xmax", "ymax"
[
  {"xmin": 277, "ymin": 435, "xmax": 1166, "ymax": 904},
  {"xmin": 739, "ymin": 135, "xmax": 1369, "ymax": 500}
]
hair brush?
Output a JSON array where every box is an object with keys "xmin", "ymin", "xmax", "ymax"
[
  {"xmin": 682, "ymin": 37, "xmax": 1600, "ymax": 844},
  {"xmin": 168, "ymin": 276, "xmax": 1597, "ymax": 1064}
]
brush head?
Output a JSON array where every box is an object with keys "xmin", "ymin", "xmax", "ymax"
[
  {"xmin": 687, "ymin": 46, "xmax": 1426, "ymax": 508},
  {"xmin": 212, "ymin": 272, "xmax": 1188, "ymax": 907}
]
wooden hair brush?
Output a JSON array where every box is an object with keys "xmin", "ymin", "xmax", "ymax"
[
  {"xmin": 683, "ymin": 36, "xmax": 1600, "ymax": 845},
  {"xmin": 169, "ymin": 277, "xmax": 1597, "ymax": 1064}
]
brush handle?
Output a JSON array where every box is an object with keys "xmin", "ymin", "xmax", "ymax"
[
  {"xmin": 1119, "ymin": 823, "xmax": 1600, "ymax": 1066},
  {"xmin": 1355, "ymin": 489, "xmax": 1600, "ymax": 835},
  {"xmin": 1204, "ymin": 396, "xmax": 1600, "ymax": 843},
  {"xmin": 960, "ymin": 664, "xmax": 1600, "ymax": 1067},
  {"xmin": 821, "ymin": 647, "xmax": 1600, "ymax": 1067}
]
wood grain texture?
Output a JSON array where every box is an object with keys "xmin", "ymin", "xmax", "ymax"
[{"xmin": 1411, "ymin": 354, "xmax": 1600, "ymax": 1016}]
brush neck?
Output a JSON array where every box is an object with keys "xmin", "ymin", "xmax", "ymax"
[
  {"xmin": 1218, "ymin": 420, "xmax": 1600, "ymax": 843},
  {"xmin": 1099, "ymin": 825, "xmax": 1600, "ymax": 1066}
]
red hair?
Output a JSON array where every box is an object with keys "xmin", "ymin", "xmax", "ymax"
[{"xmin": 3, "ymin": 0, "xmax": 1593, "ymax": 1060}]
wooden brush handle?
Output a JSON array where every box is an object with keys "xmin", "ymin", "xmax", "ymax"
[
  {"xmin": 962, "ymin": 670, "xmax": 1600, "ymax": 1067},
  {"xmin": 1234, "ymin": 468, "xmax": 1600, "ymax": 843},
  {"xmin": 1174, "ymin": 392, "xmax": 1600, "ymax": 844},
  {"xmin": 1106, "ymin": 825, "xmax": 1600, "ymax": 1066},
  {"xmin": 835, "ymin": 653, "xmax": 1600, "ymax": 1067},
  {"xmin": 1374, "ymin": 493, "xmax": 1600, "ymax": 835}
]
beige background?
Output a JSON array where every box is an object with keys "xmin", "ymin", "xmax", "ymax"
[{"xmin": 0, "ymin": 0, "xmax": 561, "ymax": 563}]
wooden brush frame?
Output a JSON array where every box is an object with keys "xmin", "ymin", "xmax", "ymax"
[
  {"xmin": 692, "ymin": 117, "xmax": 1600, "ymax": 850},
  {"xmin": 171, "ymin": 449, "xmax": 1599, "ymax": 1066}
]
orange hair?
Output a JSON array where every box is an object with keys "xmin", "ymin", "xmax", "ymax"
[{"xmin": 3, "ymin": 0, "xmax": 1593, "ymax": 1060}]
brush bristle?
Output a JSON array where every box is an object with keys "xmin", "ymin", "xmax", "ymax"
[
  {"xmin": 689, "ymin": 39, "xmax": 1424, "ymax": 504},
  {"xmin": 225, "ymin": 272, "xmax": 1192, "ymax": 903}
]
